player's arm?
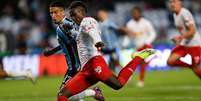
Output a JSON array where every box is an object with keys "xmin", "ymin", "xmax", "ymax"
[
  {"xmin": 119, "ymin": 25, "xmax": 138, "ymax": 38},
  {"xmin": 181, "ymin": 24, "xmax": 195, "ymax": 39},
  {"xmin": 43, "ymin": 46, "xmax": 61, "ymax": 56},
  {"xmin": 180, "ymin": 11, "xmax": 196, "ymax": 39},
  {"xmin": 81, "ymin": 18, "xmax": 104, "ymax": 50}
]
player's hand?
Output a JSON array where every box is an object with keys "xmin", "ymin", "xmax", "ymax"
[
  {"xmin": 172, "ymin": 35, "xmax": 182, "ymax": 45},
  {"xmin": 43, "ymin": 48, "xmax": 53, "ymax": 57},
  {"xmin": 95, "ymin": 42, "xmax": 104, "ymax": 51}
]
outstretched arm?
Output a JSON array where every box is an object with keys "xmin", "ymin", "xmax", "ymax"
[{"xmin": 43, "ymin": 46, "xmax": 61, "ymax": 56}]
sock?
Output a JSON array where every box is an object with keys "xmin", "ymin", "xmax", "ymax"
[
  {"xmin": 118, "ymin": 56, "xmax": 143, "ymax": 86},
  {"xmin": 139, "ymin": 62, "xmax": 148, "ymax": 81},
  {"xmin": 58, "ymin": 96, "xmax": 68, "ymax": 101},
  {"xmin": 7, "ymin": 70, "xmax": 28, "ymax": 77},
  {"xmin": 69, "ymin": 89, "xmax": 95, "ymax": 101}
]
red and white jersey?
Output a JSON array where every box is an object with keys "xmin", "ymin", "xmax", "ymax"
[
  {"xmin": 174, "ymin": 8, "xmax": 201, "ymax": 46},
  {"xmin": 126, "ymin": 18, "xmax": 156, "ymax": 48},
  {"xmin": 77, "ymin": 17, "xmax": 102, "ymax": 68}
]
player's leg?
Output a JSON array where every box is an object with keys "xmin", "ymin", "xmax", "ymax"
[
  {"xmin": 95, "ymin": 49, "xmax": 156, "ymax": 90},
  {"xmin": 137, "ymin": 62, "xmax": 147, "ymax": 87},
  {"xmin": 0, "ymin": 69, "xmax": 8, "ymax": 78},
  {"xmin": 188, "ymin": 46, "xmax": 201, "ymax": 79},
  {"xmin": 0, "ymin": 61, "xmax": 8, "ymax": 78},
  {"xmin": 136, "ymin": 44, "xmax": 152, "ymax": 87},
  {"xmin": 6, "ymin": 69, "xmax": 36, "ymax": 83},
  {"xmin": 167, "ymin": 46, "xmax": 190, "ymax": 67},
  {"xmin": 0, "ymin": 63, "xmax": 36, "ymax": 83},
  {"xmin": 191, "ymin": 65, "xmax": 201, "ymax": 79},
  {"xmin": 59, "ymin": 70, "xmax": 104, "ymax": 101},
  {"xmin": 57, "ymin": 72, "xmax": 99, "ymax": 101},
  {"xmin": 69, "ymin": 87, "xmax": 104, "ymax": 101}
]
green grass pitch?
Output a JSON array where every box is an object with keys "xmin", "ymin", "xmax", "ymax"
[{"xmin": 0, "ymin": 69, "xmax": 200, "ymax": 101}]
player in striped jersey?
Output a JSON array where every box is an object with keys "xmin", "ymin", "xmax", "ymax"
[
  {"xmin": 44, "ymin": 1, "xmax": 105, "ymax": 101},
  {"xmin": 57, "ymin": 1, "xmax": 156, "ymax": 101}
]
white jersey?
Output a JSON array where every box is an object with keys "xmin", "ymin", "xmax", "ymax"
[
  {"xmin": 76, "ymin": 17, "xmax": 102, "ymax": 68},
  {"xmin": 174, "ymin": 8, "xmax": 201, "ymax": 46},
  {"xmin": 126, "ymin": 18, "xmax": 156, "ymax": 48}
]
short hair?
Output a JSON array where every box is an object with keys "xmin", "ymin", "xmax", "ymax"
[
  {"xmin": 50, "ymin": 1, "xmax": 65, "ymax": 9},
  {"xmin": 69, "ymin": 1, "xmax": 87, "ymax": 12},
  {"xmin": 169, "ymin": 0, "xmax": 182, "ymax": 2},
  {"xmin": 98, "ymin": 7, "xmax": 109, "ymax": 12},
  {"xmin": 132, "ymin": 6, "xmax": 142, "ymax": 13}
]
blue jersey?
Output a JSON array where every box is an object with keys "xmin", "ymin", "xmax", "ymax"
[{"xmin": 56, "ymin": 18, "xmax": 80, "ymax": 77}]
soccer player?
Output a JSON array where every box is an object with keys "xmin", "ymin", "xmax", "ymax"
[
  {"xmin": 57, "ymin": 1, "xmax": 156, "ymax": 101},
  {"xmin": 167, "ymin": 0, "xmax": 201, "ymax": 79},
  {"xmin": 0, "ymin": 60, "xmax": 35, "ymax": 83},
  {"xmin": 120, "ymin": 6, "xmax": 156, "ymax": 87},
  {"xmin": 46, "ymin": 1, "xmax": 105, "ymax": 101},
  {"xmin": 97, "ymin": 8, "xmax": 121, "ymax": 73}
]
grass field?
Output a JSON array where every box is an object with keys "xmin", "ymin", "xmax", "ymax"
[{"xmin": 0, "ymin": 69, "xmax": 201, "ymax": 101}]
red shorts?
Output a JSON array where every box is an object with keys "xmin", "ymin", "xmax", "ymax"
[
  {"xmin": 64, "ymin": 56, "xmax": 113, "ymax": 95},
  {"xmin": 172, "ymin": 45, "xmax": 201, "ymax": 65},
  {"xmin": 137, "ymin": 44, "xmax": 152, "ymax": 51}
]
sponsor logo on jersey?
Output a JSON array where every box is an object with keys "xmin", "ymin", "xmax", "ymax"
[{"xmin": 95, "ymin": 66, "xmax": 102, "ymax": 74}]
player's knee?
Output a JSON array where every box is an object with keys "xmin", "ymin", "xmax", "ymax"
[
  {"xmin": 112, "ymin": 83, "xmax": 123, "ymax": 90},
  {"xmin": 58, "ymin": 88, "xmax": 72, "ymax": 98},
  {"xmin": 167, "ymin": 59, "xmax": 175, "ymax": 66}
]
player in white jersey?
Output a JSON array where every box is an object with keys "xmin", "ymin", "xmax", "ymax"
[
  {"xmin": 167, "ymin": 0, "xmax": 201, "ymax": 79},
  {"xmin": 57, "ymin": 1, "xmax": 156, "ymax": 101},
  {"xmin": 47, "ymin": 1, "xmax": 105, "ymax": 101},
  {"xmin": 121, "ymin": 6, "xmax": 156, "ymax": 87}
]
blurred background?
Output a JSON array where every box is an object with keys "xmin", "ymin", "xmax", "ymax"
[
  {"xmin": 0, "ymin": 0, "xmax": 201, "ymax": 101},
  {"xmin": 0, "ymin": 0, "xmax": 201, "ymax": 75}
]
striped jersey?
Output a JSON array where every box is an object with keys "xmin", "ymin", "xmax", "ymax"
[{"xmin": 56, "ymin": 18, "xmax": 80, "ymax": 73}]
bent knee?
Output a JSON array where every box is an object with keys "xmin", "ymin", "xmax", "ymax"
[
  {"xmin": 167, "ymin": 59, "xmax": 175, "ymax": 66},
  {"xmin": 112, "ymin": 83, "xmax": 123, "ymax": 90},
  {"xmin": 58, "ymin": 88, "xmax": 72, "ymax": 98}
]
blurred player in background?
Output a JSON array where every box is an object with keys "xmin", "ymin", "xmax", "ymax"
[
  {"xmin": 57, "ymin": 1, "xmax": 155, "ymax": 101},
  {"xmin": 97, "ymin": 8, "xmax": 122, "ymax": 74},
  {"xmin": 167, "ymin": 0, "xmax": 201, "ymax": 79},
  {"xmin": 45, "ymin": 1, "xmax": 105, "ymax": 101},
  {"xmin": 0, "ymin": 58, "xmax": 35, "ymax": 83},
  {"xmin": 120, "ymin": 6, "xmax": 156, "ymax": 87}
]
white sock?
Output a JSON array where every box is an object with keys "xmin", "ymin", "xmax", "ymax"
[
  {"xmin": 69, "ymin": 89, "xmax": 96, "ymax": 101},
  {"xmin": 7, "ymin": 71, "xmax": 27, "ymax": 77}
]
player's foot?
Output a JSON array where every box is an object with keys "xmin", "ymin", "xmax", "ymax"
[
  {"xmin": 93, "ymin": 87, "xmax": 105, "ymax": 101},
  {"xmin": 131, "ymin": 48, "xmax": 156, "ymax": 59},
  {"xmin": 137, "ymin": 80, "xmax": 144, "ymax": 88},
  {"xmin": 26, "ymin": 69, "xmax": 37, "ymax": 84}
]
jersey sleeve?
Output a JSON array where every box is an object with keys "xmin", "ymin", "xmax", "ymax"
[
  {"xmin": 80, "ymin": 17, "xmax": 102, "ymax": 44},
  {"xmin": 182, "ymin": 10, "xmax": 195, "ymax": 26}
]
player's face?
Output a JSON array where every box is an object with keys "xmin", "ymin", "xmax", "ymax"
[
  {"xmin": 49, "ymin": 7, "xmax": 65, "ymax": 24},
  {"xmin": 70, "ymin": 7, "xmax": 85, "ymax": 25},
  {"xmin": 97, "ymin": 10, "xmax": 108, "ymax": 22},
  {"xmin": 132, "ymin": 9, "xmax": 141, "ymax": 21},
  {"xmin": 169, "ymin": 0, "xmax": 182, "ymax": 13}
]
